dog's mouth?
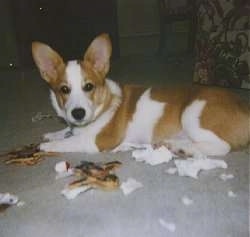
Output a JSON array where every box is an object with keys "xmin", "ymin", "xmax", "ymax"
[{"xmin": 68, "ymin": 119, "xmax": 90, "ymax": 127}]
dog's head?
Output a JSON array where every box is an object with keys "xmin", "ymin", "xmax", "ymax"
[{"xmin": 32, "ymin": 34, "xmax": 113, "ymax": 126}]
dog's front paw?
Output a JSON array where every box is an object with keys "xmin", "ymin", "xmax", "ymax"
[
  {"xmin": 40, "ymin": 142, "xmax": 57, "ymax": 152},
  {"xmin": 39, "ymin": 139, "xmax": 81, "ymax": 153},
  {"xmin": 43, "ymin": 128, "xmax": 72, "ymax": 141},
  {"xmin": 39, "ymin": 141, "xmax": 67, "ymax": 152}
]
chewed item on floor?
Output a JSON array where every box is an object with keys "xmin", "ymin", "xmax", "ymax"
[
  {"xmin": 174, "ymin": 158, "xmax": 228, "ymax": 179},
  {"xmin": 120, "ymin": 178, "xmax": 143, "ymax": 195},
  {"xmin": 227, "ymin": 190, "xmax": 237, "ymax": 198},
  {"xmin": 158, "ymin": 218, "xmax": 176, "ymax": 232},
  {"xmin": 132, "ymin": 145, "xmax": 173, "ymax": 166},
  {"xmin": 220, "ymin": 173, "xmax": 234, "ymax": 181},
  {"xmin": 181, "ymin": 195, "xmax": 194, "ymax": 206},
  {"xmin": 2, "ymin": 143, "xmax": 58, "ymax": 166},
  {"xmin": 61, "ymin": 160, "xmax": 122, "ymax": 199},
  {"xmin": 0, "ymin": 193, "xmax": 19, "ymax": 213},
  {"xmin": 31, "ymin": 112, "xmax": 53, "ymax": 122},
  {"xmin": 74, "ymin": 161, "xmax": 122, "ymax": 179}
]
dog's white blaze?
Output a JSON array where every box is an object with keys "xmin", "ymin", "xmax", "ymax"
[
  {"xmin": 123, "ymin": 89, "xmax": 165, "ymax": 144},
  {"xmin": 65, "ymin": 61, "xmax": 94, "ymax": 124},
  {"xmin": 181, "ymin": 100, "xmax": 230, "ymax": 156}
]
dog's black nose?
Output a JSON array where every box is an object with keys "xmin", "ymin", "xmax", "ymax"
[{"xmin": 71, "ymin": 108, "xmax": 85, "ymax": 121}]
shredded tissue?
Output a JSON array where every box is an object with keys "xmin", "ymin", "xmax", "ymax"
[
  {"xmin": 129, "ymin": 143, "xmax": 228, "ymax": 179},
  {"xmin": 0, "ymin": 193, "xmax": 19, "ymax": 205},
  {"xmin": 120, "ymin": 178, "xmax": 143, "ymax": 195},
  {"xmin": 132, "ymin": 145, "xmax": 173, "ymax": 165}
]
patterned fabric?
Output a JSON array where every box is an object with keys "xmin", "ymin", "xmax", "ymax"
[{"xmin": 193, "ymin": 0, "xmax": 250, "ymax": 89}]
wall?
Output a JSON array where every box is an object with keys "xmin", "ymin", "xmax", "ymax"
[
  {"xmin": 0, "ymin": 0, "xmax": 19, "ymax": 68},
  {"xmin": 0, "ymin": 0, "xmax": 187, "ymax": 65},
  {"xmin": 117, "ymin": 0, "xmax": 160, "ymax": 56}
]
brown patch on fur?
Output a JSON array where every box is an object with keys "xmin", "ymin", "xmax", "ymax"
[
  {"xmin": 81, "ymin": 61, "xmax": 106, "ymax": 86},
  {"xmin": 151, "ymin": 86, "xmax": 191, "ymax": 143},
  {"xmin": 152, "ymin": 85, "xmax": 250, "ymax": 150},
  {"xmin": 95, "ymin": 85, "xmax": 146, "ymax": 151},
  {"xmin": 193, "ymin": 87, "xmax": 250, "ymax": 149}
]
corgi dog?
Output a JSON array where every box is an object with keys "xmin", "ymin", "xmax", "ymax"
[{"xmin": 32, "ymin": 34, "xmax": 250, "ymax": 157}]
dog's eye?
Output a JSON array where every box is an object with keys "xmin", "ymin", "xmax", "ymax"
[
  {"xmin": 60, "ymin": 85, "xmax": 71, "ymax": 94},
  {"xmin": 83, "ymin": 83, "xmax": 94, "ymax": 92}
]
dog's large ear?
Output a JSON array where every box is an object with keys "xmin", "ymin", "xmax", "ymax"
[
  {"xmin": 32, "ymin": 42, "xmax": 64, "ymax": 83},
  {"xmin": 83, "ymin": 34, "xmax": 112, "ymax": 78}
]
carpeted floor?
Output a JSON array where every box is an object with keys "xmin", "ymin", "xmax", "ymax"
[{"xmin": 0, "ymin": 55, "xmax": 249, "ymax": 237}]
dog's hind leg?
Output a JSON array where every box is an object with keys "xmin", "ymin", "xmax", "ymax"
[{"xmin": 181, "ymin": 100, "xmax": 231, "ymax": 157}]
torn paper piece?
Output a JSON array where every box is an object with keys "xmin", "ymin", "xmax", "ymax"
[
  {"xmin": 165, "ymin": 167, "xmax": 177, "ymax": 175},
  {"xmin": 120, "ymin": 178, "xmax": 143, "ymax": 195},
  {"xmin": 174, "ymin": 158, "xmax": 227, "ymax": 179},
  {"xmin": 0, "ymin": 193, "xmax": 19, "ymax": 205},
  {"xmin": 55, "ymin": 161, "xmax": 70, "ymax": 173},
  {"xmin": 132, "ymin": 145, "xmax": 173, "ymax": 166},
  {"xmin": 227, "ymin": 190, "xmax": 237, "ymax": 198},
  {"xmin": 158, "ymin": 218, "xmax": 176, "ymax": 232},
  {"xmin": 55, "ymin": 161, "xmax": 74, "ymax": 179},
  {"xmin": 181, "ymin": 196, "xmax": 194, "ymax": 206},
  {"xmin": 61, "ymin": 186, "xmax": 91, "ymax": 200},
  {"xmin": 16, "ymin": 201, "xmax": 26, "ymax": 207},
  {"xmin": 220, "ymin": 173, "xmax": 234, "ymax": 181}
]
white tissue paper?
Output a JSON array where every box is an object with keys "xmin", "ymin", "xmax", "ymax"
[
  {"xmin": 120, "ymin": 178, "xmax": 143, "ymax": 195},
  {"xmin": 174, "ymin": 158, "xmax": 227, "ymax": 179},
  {"xmin": 0, "ymin": 193, "xmax": 19, "ymax": 205},
  {"xmin": 55, "ymin": 161, "xmax": 74, "ymax": 179},
  {"xmin": 227, "ymin": 190, "xmax": 237, "ymax": 198},
  {"xmin": 158, "ymin": 218, "xmax": 176, "ymax": 232},
  {"xmin": 61, "ymin": 186, "xmax": 91, "ymax": 200},
  {"xmin": 181, "ymin": 195, "xmax": 194, "ymax": 206},
  {"xmin": 220, "ymin": 173, "xmax": 234, "ymax": 181},
  {"xmin": 132, "ymin": 145, "xmax": 173, "ymax": 166}
]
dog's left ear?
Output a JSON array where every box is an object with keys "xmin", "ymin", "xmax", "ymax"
[{"xmin": 83, "ymin": 34, "xmax": 112, "ymax": 77}]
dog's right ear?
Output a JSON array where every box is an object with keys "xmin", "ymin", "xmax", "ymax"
[{"xmin": 31, "ymin": 42, "xmax": 64, "ymax": 83}]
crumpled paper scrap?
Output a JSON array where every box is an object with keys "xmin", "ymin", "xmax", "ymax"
[
  {"xmin": 120, "ymin": 178, "xmax": 143, "ymax": 195},
  {"xmin": 227, "ymin": 190, "xmax": 237, "ymax": 198},
  {"xmin": 174, "ymin": 158, "xmax": 227, "ymax": 179},
  {"xmin": 61, "ymin": 186, "xmax": 91, "ymax": 200},
  {"xmin": 0, "ymin": 193, "xmax": 19, "ymax": 205},
  {"xmin": 181, "ymin": 195, "xmax": 194, "ymax": 206},
  {"xmin": 132, "ymin": 145, "xmax": 173, "ymax": 166}
]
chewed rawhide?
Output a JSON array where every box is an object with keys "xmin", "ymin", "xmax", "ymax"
[
  {"xmin": 67, "ymin": 160, "xmax": 122, "ymax": 192},
  {"xmin": 2, "ymin": 143, "xmax": 58, "ymax": 166}
]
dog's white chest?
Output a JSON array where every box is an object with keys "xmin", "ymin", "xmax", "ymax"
[{"xmin": 123, "ymin": 89, "xmax": 165, "ymax": 144}]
